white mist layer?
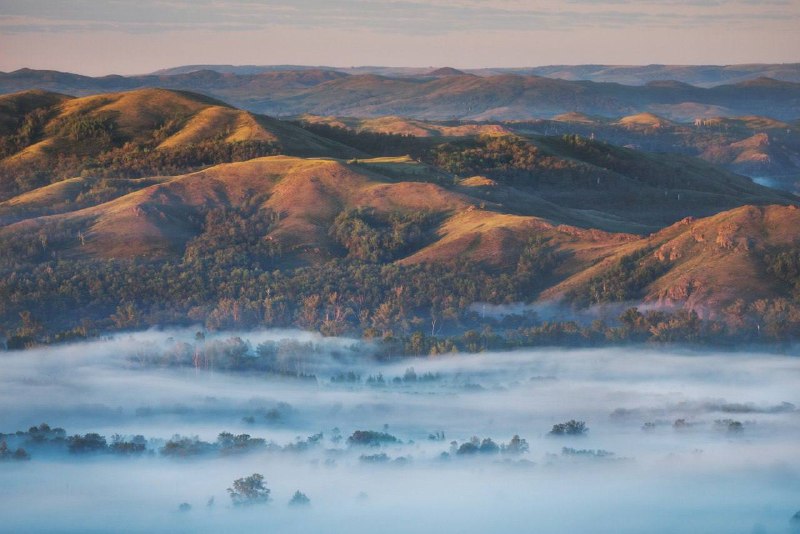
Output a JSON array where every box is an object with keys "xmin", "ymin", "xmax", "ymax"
[{"xmin": 1, "ymin": 329, "xmax": 799, "ymax": 533}]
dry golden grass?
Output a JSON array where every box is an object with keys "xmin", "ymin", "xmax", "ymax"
[
  {"xmin": 158, "ymin": 107, "xmax": 279, "ymax": 148},
  {"xmin": 0, "ymin": 89, "xmax": 359, "ymax": 177},
  {"xmin": 617, "ymin": 113, "xmax": 673, "ymax": 128},
  {"xmin": 3, "ymin": 128, "xmax": 797, "ymax": 310},
  {"xmin": 1, "ymin": 177, "xmax": 85, "ymax": 208},
  {"xmin": 303, "ymin": 114, "xmax": 510, "ymax": 138},
  {"xmin": 542, "ymin": 204, "xmax": 800, "ymax": 312},
  {"xmin": 459, "ymin": 176, "xmax": 498, "ymax": 187},
  {"xmin": 552, "ymin": 112, "xmax": 602, "ymax": 125},
  {"xmin": 0, "ymin": 153, "xmax": 633, "ymax": 267}
]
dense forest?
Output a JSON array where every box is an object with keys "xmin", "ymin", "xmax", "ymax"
[{"xmin": 2, "ymin": 203, "xmax": 799, "ymax": 350}]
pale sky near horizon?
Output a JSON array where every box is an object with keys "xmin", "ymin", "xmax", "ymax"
[{"xmin": 0, "ymin": 0, "xmax": 798, "ymax": 76}]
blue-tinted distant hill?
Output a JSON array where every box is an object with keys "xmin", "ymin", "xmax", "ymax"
[
  {"xmin": 151, "ymin": 63, "xmax": 800, "ymax": 87},
  {"xmin": 2, "ymin": 67, "xmax": 800, "ymax": 121}
]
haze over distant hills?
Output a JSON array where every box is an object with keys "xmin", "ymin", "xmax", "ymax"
[
  {"xmin": 2, "ymin": 66, "xmax": 800, "ymax": 121},
  {"xmin": 150, "ymin": 63, "xmax": 800, "ymax": 87}
]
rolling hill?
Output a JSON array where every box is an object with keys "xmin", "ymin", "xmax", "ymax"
[
  {"xmin": 507, "ymin": 112, "xmax": 800, "ymax": 193},
  {"xmin": 299, "ymin": 114, "xmax": 511, "ymax": 138},
  {"xmin": 0, "ymin": 155, "xmax": 627, "ymax": 270},
  {"xmin": 0, "ymin": 88, "xmax": 360, "ymax": 201},
  {"xmin": 6, "ymin": 151, "xmax": 796, "ymax": 314},
  {"xmin": 0, "ymin": 88, "xmax": 798, "ymax": 345},
  {"xmin": 545, "ymin": 204, "xmax": 800, "ymax": 314},
  {"xmin": 1, "ymin": 151, "xmax": 797, "ymax": 343},
  {"xmin": 1, "ymin": 89, "xmax": 791, "ymax": 234}
]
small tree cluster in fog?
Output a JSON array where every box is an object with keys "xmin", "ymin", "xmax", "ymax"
[
  {"xmin": 0, "ymin": 440, "xmax": 29, "ymax": 461},
  {"xmin": 160, "ymin": 436, "xmax": 216, "ymax": 457},
  {"xmin": 347, "ymin": 430, "xmax": 399, "ymax": 447},
  {"xmin": 110, "ymin": 434, "xmax": 147, "ymax": 455},
  {"xmin": 549, "ymin": 420, "xmax": 588, "ymax": 436},
  {"xmin": 289, "ymin": 491, "xmax": 310, "ymax": 507},
  {"xmin": 360, "ymin": 452, "xmax": 390, "ymax": 463},
  {"xmin": 502, "ymin": 435, "xmax": 530, "ymax": 455},
  {"xmin": 216, "ymin": 432, "xmax": 267, "ymax": 454},
  {"xmin": 284, "ymin": 433, "xmax": 324, "ymax": 452},
  {"xmin": 451, "ymin": 435, "xmax": 529, "ymax": 456},
  {"xmin": 67, "ymin": 433, "xmax": 108, "ymax": 454},
  {"xmin": 561, "ymin": 447, "xmax": 614, "ymax": 459},
  {"xmin": 673, "ymin": 418, "xmax": 691, "ymax": 429},
  {"xmin": 228, "ymin": 474, "xmax": 271, "ymax": 506},
  {"xmin": 714, "ymin": 419, "xmax": 744, "ymax": 433}
]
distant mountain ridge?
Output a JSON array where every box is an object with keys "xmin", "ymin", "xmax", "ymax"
[
  {"xmin": 2, "ymin": 68, "xmax": 799, "ymax": 122},
  {"xmin": 150, "ymin": 63, "xmax": 800, "ymax": 87}
]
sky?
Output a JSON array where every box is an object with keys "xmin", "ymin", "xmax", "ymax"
[{"xmin": 0, "ymin": 0, "xmax": 799, "ymax": 75}]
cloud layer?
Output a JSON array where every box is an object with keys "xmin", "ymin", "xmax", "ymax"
[
  {"xmin": 0, "ymin": 1, "xmax": 798, "ymax": 76},
  {"xmin": 2, "ymin": 0, "xmax": 799, "ymax": 34}
]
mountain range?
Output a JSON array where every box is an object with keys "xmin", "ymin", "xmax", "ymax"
[
  {"xmin": 2, "ymin": 67, "xmax": 800, "ymax": 121},
  {"xmin": 150, "ymin": 63, "xmax": 800, "ymax": 87},
  {"xmin": 0, "ymin": 86, "xmax": 798, "ymax": 345}
]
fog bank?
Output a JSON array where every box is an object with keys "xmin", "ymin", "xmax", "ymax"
[{"xmin": 1, "ymin": 329, "xmax": 799, "ymax": 533}]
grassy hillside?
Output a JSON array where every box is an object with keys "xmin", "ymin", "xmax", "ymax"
[
  {"xmin": 1, "ymin": 89, "xmax": 799, "ymax": 348},
  {"xmin": 547, "ymin": 204, "xmax": 800, "ymax": 312},
  {"xmin": 299, "ymin": 114, "xmax": 511, "ymax": 138},
  {"xmin": 0, "ymin": 88, "xmax": 360, "ymax": 201},
  {"xmin": 1, "ymin": 151, "xmax": 798, "ymax": 345}
]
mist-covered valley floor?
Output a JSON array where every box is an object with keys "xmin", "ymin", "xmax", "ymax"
[{"xmin": 1, "ymin": 329, "xmax": 799, "ymax": 533}]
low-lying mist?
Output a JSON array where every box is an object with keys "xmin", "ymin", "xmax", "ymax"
[{"xmin": 1, "ymin": 328, "xmax": 799, "ymax": 533}]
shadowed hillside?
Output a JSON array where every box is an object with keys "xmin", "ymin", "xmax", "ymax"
[{"xmin": 508, "ymin": 113, "xmax": 800, "ymax": 193}]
